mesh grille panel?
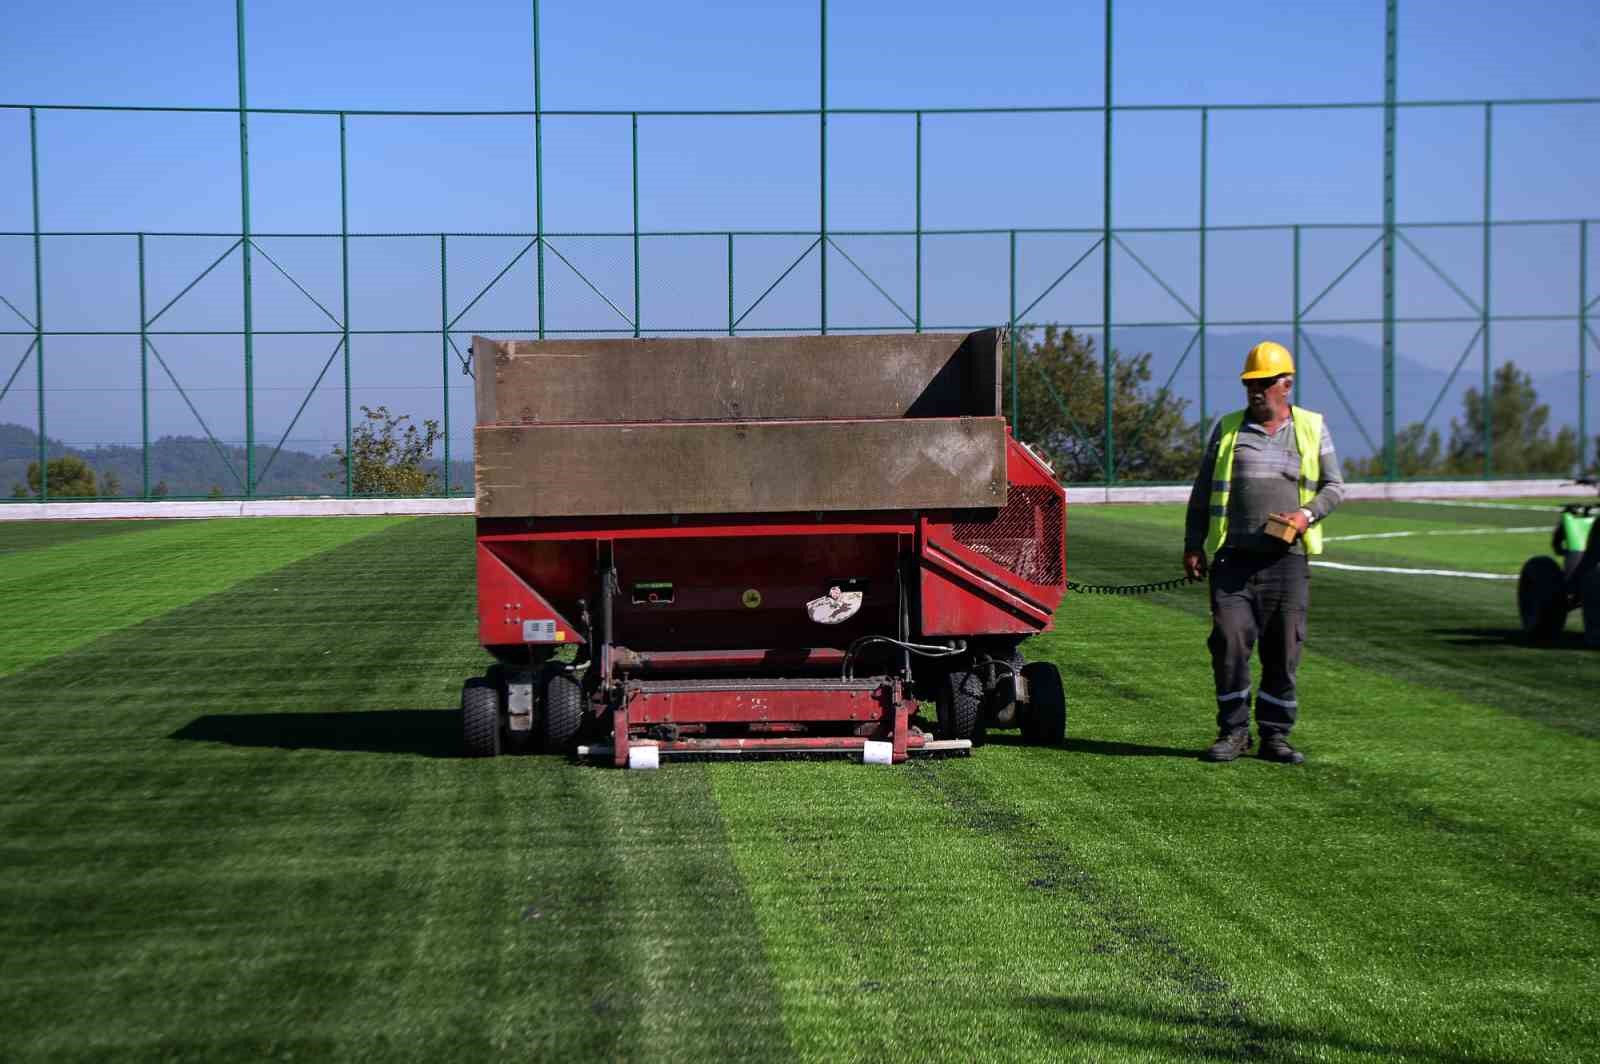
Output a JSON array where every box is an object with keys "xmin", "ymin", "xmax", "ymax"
[{"xmin": 950, "ymin": 485, "xmax": 1063, "ymax": 586}]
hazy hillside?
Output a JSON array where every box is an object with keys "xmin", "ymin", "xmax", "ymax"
[{"xmin": 2, "ymin": 426, "xmax": 474, "ymax": 498}]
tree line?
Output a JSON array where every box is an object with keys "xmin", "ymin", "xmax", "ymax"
[{"xmin": 1001, "ymin": 326, "xmax": 1593, "ymax": 482}]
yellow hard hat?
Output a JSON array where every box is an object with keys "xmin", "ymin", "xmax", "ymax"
[{"xmin": 1240, "ymin": 341, "xmax": 1295, "ymax": 381}]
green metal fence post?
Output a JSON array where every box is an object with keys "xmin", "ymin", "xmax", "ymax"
[
  {"xmin": 440, "ymin": 234, "xmax": 450, "ymax": 497},
  {"xmin": 727, "ymin": 233, "xmax": 735, "ymax": 336},
  {"xmin": 1198, "ymin": 107, "xmax": 1208, "ymax": 437},
  {"xmin": 340, "ymin": 112, "xmax": 352, "ymax": 497},
  {"xmin": 1293, "ymin": 225, "xmax": 1302, "ymax": 409},
  {"xmin": 29, "ymin": 107, "xmax": 45, "ymax": 501},
  {"xmin": 1382, "ymin": 0, "xmax": 1398, "ymax": 480},
  {"xmin": 236, "ymin": 0, "xmax": 255, "ymax": 497},
  {"xmin": 1102, "ymin": 0, "xmax": 1115, "ymax": 484},
  {"xmin": 819, "ymin": 0, "xmax": 828, "ymax": 335},
  {"xmin": 1482, "ymin": 102, "xmax": 1493, "ymax": 477},
  {"xmin": 138, "ymin": 234, "xmax": 149, "ymax": 498},
  {"xmin": 632, "ymin": 112, "xmax": 641, "ymax": 338},
  {"xmin": 1581, "ymin": 220, "xmax": 1590, "ymax": 473},
  {"xmin": 533, "ymin": 0, "xmax": 545, "ymax": 339},
  {"xmin": 914, "ymin": 110, "xmax": 922, "ymax": 333},
  {"xmin": 1009, "ymin": 229, "xmax": 1018, "ymax": 436}
]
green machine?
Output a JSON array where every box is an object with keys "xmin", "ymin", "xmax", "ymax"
[{"xmin": 1517, "ymin": 479, "xmax": 1600, "ymax": 647}]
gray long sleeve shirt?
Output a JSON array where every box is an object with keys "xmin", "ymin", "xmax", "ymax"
[{"xmin": 1184, "ymin": 409, "xmax": 1346, "ymax": 556}]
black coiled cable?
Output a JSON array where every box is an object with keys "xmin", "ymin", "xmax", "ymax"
[{"xmin": 1065, "ymin": 574, "xmax": 1202, "ymax": 595}]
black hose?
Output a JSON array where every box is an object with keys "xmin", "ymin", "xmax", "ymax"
[{"xmin": 1065, "ymin": 574, "xmax": 1203, "ymax": 595}]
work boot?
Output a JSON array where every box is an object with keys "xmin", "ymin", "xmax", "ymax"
[
  {"xmin": 1258, "ymin": 733, "xmax": 1306, "ymax": 764},
  {"xmin": 1201, "ymin": 730, "xmax": 1252, "ymax": 762}
]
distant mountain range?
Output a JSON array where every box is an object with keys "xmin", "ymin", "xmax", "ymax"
[
  {"xmin": 1, "ymin": 424, "xmax": 474, "ymax": 499},
  {"xmin": 1098, "ymin": 328, "xmax": 1593, "ymax": 463}
]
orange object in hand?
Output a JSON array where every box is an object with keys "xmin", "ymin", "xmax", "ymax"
[{"xmin": 1264, "ymin": 513, "xmax": 1300, "ymax": 544}]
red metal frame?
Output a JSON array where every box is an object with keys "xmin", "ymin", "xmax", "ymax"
[{"xmin": 474, "ymin": 432, "xmax": 1066, "ymax": 762}]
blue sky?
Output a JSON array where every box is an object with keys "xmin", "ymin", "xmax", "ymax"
[{"xmin": 1, "ymin": 0, "xmax": 1597, "ymax": 475}]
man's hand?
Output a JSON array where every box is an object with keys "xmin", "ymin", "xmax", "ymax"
[
  {"xmin": 1183, "ymin": 550, "xmax": 1208, "ymax": 580},
  {"xmin": 1274, "ymin": 509, "xmax": 1311, "ymax": 535}
]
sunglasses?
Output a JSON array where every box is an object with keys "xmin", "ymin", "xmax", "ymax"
[{"xmin": 1244, "ymin": 375, "xmax": 1292, "ymax": 390}]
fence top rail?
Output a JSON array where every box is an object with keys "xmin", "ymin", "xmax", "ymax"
[
  {"xmin": 4, "ymin": 219, "xmax": 1599, "ymax": 241},
  {"xmin": 2, "ymin": 96, "xmax": 1599, "ymax": 119}
]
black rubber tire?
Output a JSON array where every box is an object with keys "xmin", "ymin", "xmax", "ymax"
[
  {"xmin": 1517, "ymin": 555, "xmax": 1568, "ymax": 641},
  {"xmin": 1020, "ymin": 662, "xmax": 1066, "ymax": 747},
  {"xmin": 541, "ymin": 669, "xmax": 584, "ymax": 752},
  {"xmin": 935, "ymin": 670, "xmax": 984, "ymax": 742},
  {"xmin": 462, "ymin": 676, "xmax": 502, "ymax": 758},
  {"xmin": 1582, "ymin": 567, "xmax": 1600, "ymax": 650}
]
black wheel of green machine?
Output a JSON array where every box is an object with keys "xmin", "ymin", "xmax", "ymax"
[
  {"xmin": 1517, "ymin": 555, "xmax": 1567, "ymax": 641},
  {"xmin": 1020, "ymin": 662, "xmax": 1066, "ymax": 747},
  {"xmin": 541, "ymin": 669, "xmax": 584, "ymax": 752},
  {"xmin": 936, "ymin": 670, "xmax": 984, "ymax": 743},
  {"xmin": 1582, "ymin": 567, "xmax": 1600, "ymax": 650},
  {"xmin": 462, "ymin": 676, "xmax": 502, "ymax": 758}
]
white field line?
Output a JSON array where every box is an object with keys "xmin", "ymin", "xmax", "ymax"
[
  {"xmin": 1310, "ymin": 560, "xmax": 1517, "ymax": 581},
  {"xmin": 1401, "ymin": 499, "xmax": 1567, "ymax": 512},
  {"xmin": 1323, "ymin": 526, "xmax": 1547, "ymax": 543},
  {"xmin": 1317, "ymin": 523, "xmax": 1544, "ymax": 579}
]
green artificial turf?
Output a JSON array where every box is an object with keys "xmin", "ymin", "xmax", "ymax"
[
  {"xmin": 0, "ymin": 516, "xmax": 409, "ymax": 677},
  {"xmin": 0, "ymin": 507, "xmax": 1595, "ymax": 1062},
  {"xmin": 0, "ymin": 518, "xmax": 186, "ymax": 554}
]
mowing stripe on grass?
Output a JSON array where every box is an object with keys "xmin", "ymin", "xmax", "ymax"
[
  {"xmin": 992, "ymin": 595, "xmax": 1599, "ymax": 1063},
  {"xmin": 0, "ymin": 516, "xmax": 791, "ymax": 1061},
  {"xmin": 708, "ymin": 757, "xmax": 1279, "ymax": 1062},
  {"xmin": 0, "ymin": 518, "xmax": 186, "ymax": 555},
  {"xmin": 0, "ymin": 516, "xmax": 410, "ymax": 678}
]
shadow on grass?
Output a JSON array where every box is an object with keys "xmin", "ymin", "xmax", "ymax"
[
  {"xmin": 1431, "ymin": 626, "xmax": 1597, "ymax": 651},
  {"xmin": 1017, "ymin": 994, "xmax": 1510, "ymax": 1064},
  {"xmin": 984, "ymin": 733, "xmax": 1198, "ymax": 758},
  {"xmin": 170, "ymin": 710, "xmax": 460, "ymax": 758}
]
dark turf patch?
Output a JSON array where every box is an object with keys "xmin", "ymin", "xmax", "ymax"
[{"xmin": 0, "ymin": 518, "xmax": 183, "ymax": 554}]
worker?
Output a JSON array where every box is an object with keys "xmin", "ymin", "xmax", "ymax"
[{"xmin": 1182, "ymin": 341, "xmax": 1345, "ymax": 764}]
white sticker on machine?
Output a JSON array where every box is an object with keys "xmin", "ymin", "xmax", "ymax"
[{"xmin": 806, "ymin": 586, "xmax": 864, "ymax": 625}]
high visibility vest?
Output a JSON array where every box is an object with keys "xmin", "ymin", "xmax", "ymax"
[{"xmin": 1205, "ymin": 407, "xmax": 1325, "ymax": 556}]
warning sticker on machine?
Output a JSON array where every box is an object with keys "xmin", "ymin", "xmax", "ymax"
[{"xmin": 522, "ymin": 619, "xmax": 560, "ymax": 642}]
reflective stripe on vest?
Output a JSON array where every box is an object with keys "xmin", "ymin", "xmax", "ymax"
[{"xmin": 1204, "ymin": 407, "xmax": 1325, "ymax": 556}]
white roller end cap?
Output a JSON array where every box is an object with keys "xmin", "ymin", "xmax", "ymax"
[
  {"xmin": 628, "ymin": 744, "xmax": 660, "ymax": 770},
  {"xmin": 862, "ymin": 740, "xmax": 893, "ymax": 765}
]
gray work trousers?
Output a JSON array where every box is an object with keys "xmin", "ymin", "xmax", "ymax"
[{"xmin": 1207, "ymin": 549, "xmax": 1309, "ymax": 737}]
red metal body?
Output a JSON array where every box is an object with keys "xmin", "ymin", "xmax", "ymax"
[{"xmin": 474, "ymin": 433, "xmax": 1065, "ymax": 763}]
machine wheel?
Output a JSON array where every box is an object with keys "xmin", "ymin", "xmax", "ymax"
[
  {"xmin": 1020, "ymin": 662, "xmax": 1066, "ymax": 746},
  {"xmin": 936, "ymin": 670, "xmax": 984, "ymax": 742},
  {"xmin": 1517, "ymin": 556, "xmax": 1568, "ymax": 641},
  {"xmin": 1583, "ymin": 568, "xmax": 1600, "ymax": 650},
  {"xmin": 462, "ymin": 676, "xmax": 502, "ymax": 758},
  {"xmin": 541, "ymin": 669, "xmax": 584, "ymax": 752}
]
